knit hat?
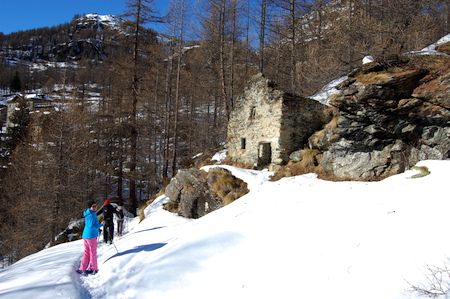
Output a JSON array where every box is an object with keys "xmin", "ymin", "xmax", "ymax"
[
  {"xmin": 87, "ymin": 200, "xmax": 96, "ymax": 208},
  {"xmin": 104, "ymin": 199, "xmax": 111, "ymax": 204}
]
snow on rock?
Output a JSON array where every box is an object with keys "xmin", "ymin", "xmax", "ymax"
[
  {"xmin": 77, "ymin": 13, "xmax": 121, "ymax": 31},
  {"xmin": 404, "ymin": 33, "xmax": 450, "ymax": 56},
  {"xmin": 309, "ymin": 76, "xmax": 348, "ymax": 106},
  {"xmin": 362, "ymin": 55, "xmax": 374, "ymax": 64},
  {"xmin": 211, "ymin": 149, "xmax": 227, "ymax": 164}
]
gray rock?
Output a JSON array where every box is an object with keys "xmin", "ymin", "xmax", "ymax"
[
  {"xmin": 165, "ymin": 169, "xmax": 222, "ymax": 219},
  {"xmin": 315, "ymin": 57, "xmax": 450, "ymax": 179}
]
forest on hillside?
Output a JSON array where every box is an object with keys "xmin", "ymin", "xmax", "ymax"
[{"xmin": 0, "ymin": 0, "xmax": 449, "ymax": 265}]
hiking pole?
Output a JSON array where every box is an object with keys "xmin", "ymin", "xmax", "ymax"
[{"xmin": 107, "ymin": 227, "xmax": 119, "ymax": 253}]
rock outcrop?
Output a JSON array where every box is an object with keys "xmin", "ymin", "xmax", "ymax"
[
  {"xmin": 310, "ymin": 55, "xmax": 450, "ymax": 179},
  {"xmin": 165, "ymin": 169, "xmax": 221, "ymax": 219},
  {"xmin": 165, "ymin": 167, "xmax": 249, "ymax": 218}
]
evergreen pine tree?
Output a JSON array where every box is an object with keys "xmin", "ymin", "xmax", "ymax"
[{"xmin": 10, "ymin": 71, "xmax": 22, "ymax": 93}]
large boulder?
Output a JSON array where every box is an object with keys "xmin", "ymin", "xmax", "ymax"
[
  {"xmin": 165, "ymin": 169, "xmax": 222, "ymax": 219},
  {"xmin": 310, "ymin": 55, "xmax": 450, "ymax": 179},
  {"xmin": 164, "ymin": 167, "xmax": 249, "ymax": 218}
]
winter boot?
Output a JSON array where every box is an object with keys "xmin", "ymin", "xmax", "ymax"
[{"xmin": 76, "ymin": 270, "xmax": 87, "ymax": 276}]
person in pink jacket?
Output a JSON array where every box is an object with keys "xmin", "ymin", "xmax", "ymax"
[{"xmin": 77, "ymin": 200, "xmax": 104, "ymax": 276}]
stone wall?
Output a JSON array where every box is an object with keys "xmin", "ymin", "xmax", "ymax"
[
  {"xmin": 227, "ymin": 74, "xmax": 283, "ymax": 167},
  {"xmin": 227, "ymin": 73, "xmax": 327, "ymax": 167},
  {"xmin": 279, "ymin": 95, "xmax": 329, "ymax": 162}
]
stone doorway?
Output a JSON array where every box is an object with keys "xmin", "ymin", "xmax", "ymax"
[{"xmin": 258, "ymin": 142, "xmax": 272, "ymax": 167}]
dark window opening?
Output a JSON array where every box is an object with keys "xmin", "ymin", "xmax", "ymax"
[
  {"xmin": 249, "ymin": 106, "xmax": 256, "ymax": 121},
  {"xmin": 241, "ymin": 138, "xmax": 246, "ymax": 150}
]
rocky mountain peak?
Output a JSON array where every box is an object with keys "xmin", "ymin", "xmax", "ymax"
[{"xmin": 75, "ymin": 13, "xmax": 122, "ymax": 31}]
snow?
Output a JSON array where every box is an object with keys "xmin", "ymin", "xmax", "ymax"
[
  {"xmin": 211, "ymin": 149, "xmax": 227, "ymax": 164},
  {"xmin": 404, "ymin": 33, "xmax": 450, "ymax": 56},
  {"xmin": 1, "ymin": 160, "xmax": 450, "ymax": 298},
  {"xmin": 78, "ymin": 13, "xmax": 121, "ymax": 31},
  {"xmin": 309, "ymin": 76, "xmax": 348, "ymax": 105},
  {"xmin": 363, "ymin": 55, "xmax": 374, "ymax": 64},
  {"xmin": 419, "ymin": 33, "xmax": 450, "ymax": 54}
]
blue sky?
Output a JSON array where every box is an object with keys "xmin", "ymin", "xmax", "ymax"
[{"xmin": 0, "ymin": 0, "xmax": 169, "ymax": 34}]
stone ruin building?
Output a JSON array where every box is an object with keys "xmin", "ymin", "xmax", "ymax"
[{"xmin": 226, "ymin": 73, "xmax": 328, "ymax": 169}]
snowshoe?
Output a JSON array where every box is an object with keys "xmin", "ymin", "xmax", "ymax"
[
  {"xmin": 85, "ymin": 269, "xmax": 99, "ymax": 275},
  {"xmin": 76, "ymin": 269, "xmax": 87, "ymax": 276}
]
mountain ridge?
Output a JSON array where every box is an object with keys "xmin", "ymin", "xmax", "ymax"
[{"xmin": 0, "ymin": 13, "xmax": 157, "ymax": 63}]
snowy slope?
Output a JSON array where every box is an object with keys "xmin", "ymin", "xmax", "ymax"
[{"xmin": 0, "ymin": 160, "xmax": 450, "ymax": 299}]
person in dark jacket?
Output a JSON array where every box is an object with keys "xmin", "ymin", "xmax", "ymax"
[
  {"xmin": 96, "ymin": 199, "xmax": 119, "ymax": 244},
  {"xmin": 78, "ymin": 200, "xmax": 104, "ymax": 275},
  {"xmin": 116, "ymin": 206, "xmax": 125, "ymax": 237}
]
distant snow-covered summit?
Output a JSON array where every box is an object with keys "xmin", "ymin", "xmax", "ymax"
[{"xmin": 75, "ymin": 13, "xmax": 122, "ymax": 31}]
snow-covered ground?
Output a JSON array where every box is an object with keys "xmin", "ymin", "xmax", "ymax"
[{"xmin": 0, "ymin": 160, "xmax": 450, "ymax": 299}]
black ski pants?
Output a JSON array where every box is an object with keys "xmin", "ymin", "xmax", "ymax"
[{"xmin": 103, "ymin": 220, "xmax": 114, "ymax": 243}]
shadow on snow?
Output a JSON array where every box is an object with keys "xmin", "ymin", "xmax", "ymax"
[{"xmin": 103, "ymin": 243, "xmax": 167, "ymax": 263}]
